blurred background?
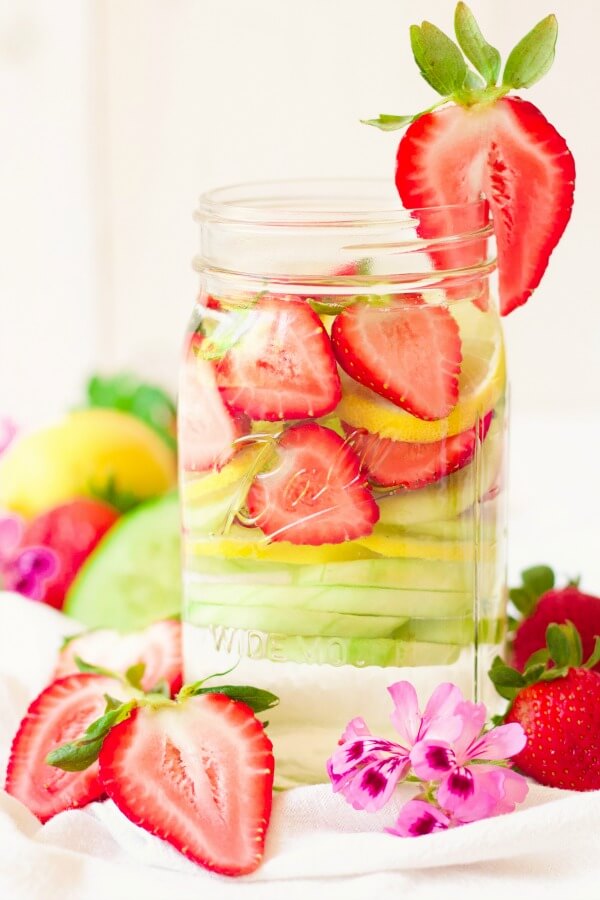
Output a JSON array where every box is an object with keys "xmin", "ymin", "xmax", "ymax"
[{"xmin": 1, "ymin": 0, "xmax": 599, "ymax": 572}]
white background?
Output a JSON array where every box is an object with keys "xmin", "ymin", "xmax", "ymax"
[{"xmin": 1, "ymin": 0, "xmax": 599, "ymax": 575}]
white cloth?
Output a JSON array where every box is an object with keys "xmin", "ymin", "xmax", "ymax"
[{"xmin": 0, "ymin": 592, "xmax": 598, "ymax": 900}]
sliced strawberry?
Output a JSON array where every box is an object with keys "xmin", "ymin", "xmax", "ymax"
[
  {"xmin": 246, "ymin": 422, "xmax": 379, "ymax": 545},
  {"xmin": 331, "ymin": 295, "xmax": 462, "ymax": 421},
  {"xmin": 396, "ymin": 97, "xmax": 575, "ymax": 316},
  {"xmin": 178, "ymin": 347, "xmax": 249, "ymax": 472},
  {"xmin": 5, "ymin": 673, "xmax": 125, "ymax": 822},
  {"xmin": 99, "ymin": 693, "xmax": 274, "ymax": 876},
  {"xmin": 54, "ymin": 620, "xmax": 182, "ymax": 695},
  {"xmin": 20, "ymin": 499, "xmax": 119, "ymax": 609},
  {"xmin": 345, "ymin": 411, "xmax": 493, "ymax": 490},
  {"xmin": 215, "ymin": 296, "xmax": 341, "ymax": 421}
]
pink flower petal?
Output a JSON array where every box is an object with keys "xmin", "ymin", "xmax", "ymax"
[
  {"xmin": 0, "ymin": 515, "xmax": 23, "ymax": 561},
  {"xmin": 386, "ymin": 799, "xmax": 450, "ymax": 837},
  {"xmin": 387, "ymin": 681, "xmax": 420, "ymax": 746},
  {"xmin": 468, "ymin": 722, "xmax": 527, "ymax": 761},
  {"xmin": 410, "ymin": 739, "xmax": 456, "ymax": 780},
  {"xmin": 334, "ymin": 754, "xmax": 410, "ymax": 812},
  {"xmin": 328, "ymin": 737, "xmax": 403, "ymax": 780},
  {"xmin": 452, "ymin": 700, "xmax": 487, "ymax": 760},
  {"xmin": 474, "ymin": 765, "xmax": 529, "ymax": 816},
  {"xmin": 339, "ymin": 716, "xmax": 371, "ymax": 744}
]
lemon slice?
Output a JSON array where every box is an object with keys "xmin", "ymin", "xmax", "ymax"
[
  {"xmin": 336, "ymin": 300, "xmax": 506, "ymax": 442},
  {"xmin": 355, "ymin": 530, "xmax": 497, "ymax": 562},
  {"xmin": 186, "ymin": 525, "xmax": 377, "ymax": 564}
]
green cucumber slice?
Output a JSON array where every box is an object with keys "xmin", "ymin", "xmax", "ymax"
[
  {"xmin": 65, "ymin": 493, "xmax": 181, "ymax": 631},
  {"xmin": 187, "ymin": 600, "xmax": 408, "ymax": 638}
]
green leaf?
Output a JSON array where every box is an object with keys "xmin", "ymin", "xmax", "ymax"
[
  {"xmin": 454, "ymin": 2, "xmax": 501, "ymax": 86},
  {"xmin": 125, "ymin": 662, "xmax": 146, "ymax": 691},
  {"xmin": 88, "ymin": 475, "xmax": 143, "ymax": 515},
  {"xmin": 503, "ymin": 14, "xmax": 558, "ymax": 89},
  {"xmin": 523, "ymin": 648, "xmax": 550, "ymax": 670},
  {"xmin": 188, "ymin": 685, "xmax": 279, "ymax": 714},
  {"xmin": 410, "ymin": 22, "xmax": 468, "ymax": 97},
  {"xmin": 74, "ymin": 656, "xmax": 118, "ymax": 679},
  {"xmin": 488, "ymin": 658, "xmax": 525, "ymax": 700},
  {"xmin": 546, "ymin": 621, "xmax": 583, "ymax": 668},
  {"xmin": 521, "ymin": 565, "xmax": 555, "ymax": 598},
  {"xmin": 47, "ymin": 699, "xmax": 136, "ymax": 771},
  {"xmin": 509, "ymin": 587, "xmax": 536, "ymax": 617},
  {"xmin": 463, "ymin": 69, "xmax": 485, "ymax": 90},
  {"xmin": 585, "ymin": 635, "xmax": 600, "ymax": 670},
  {"xmin": 86, "ymin": 374, "xmax": 177, "ymax": 451},
  {"xmin": 148, "ymin": 679, "xmax": 171, "ymax": 698},
  {"xmin": 198, "ymin": 310, "xmax": 255, "ymax": 361},
  {"xmin": 361, "ymin": 113, "xmax": 416, "ymax": 131}
]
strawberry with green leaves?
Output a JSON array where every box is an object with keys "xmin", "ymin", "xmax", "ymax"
[
  {"xmin": 364, "ymin": 3, "xmax": 575, "ymax": 315},
  {"xmin": 509, "ymin": 565, "xmax": 600, "ymax": 672},
  {"xmin": 44, "ymin": 671, "xmax": 277, "ymax": 877},
  {"xmin": 489, "ymin": 622, "xmax": 600, "ymax": 791}
]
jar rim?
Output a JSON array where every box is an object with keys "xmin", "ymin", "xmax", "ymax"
[{"xmin": 196, "ymin": 178, "xmax": 488, "ymax": 227}]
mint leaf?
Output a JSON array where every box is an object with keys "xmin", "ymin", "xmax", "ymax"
[
  {"xmin": 410, "ymin": 22, "xmax": 467, "ymax": 97},
  {"xmin": 198, "ymin": 310, "xmax": 255, "ymax": 361},
  {"xmin": 361, "ymin": 114, "xmax": 416, "ymax": 131},
  {"xmin": 86, "ymin": 374, "xmax": 176, "ymax": 451},
  {"xmin": 503, "ymin": 14, "xmax": 558, "ymax": 89},
  {"xmin": 188, "ymin": 684, "xmax": 279, "ymax": 714},
  {"xmin": 454, "ymin": 3, "xmax": 501, "ymax": 86}
]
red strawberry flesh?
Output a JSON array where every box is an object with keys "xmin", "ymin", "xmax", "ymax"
[
  {"xmin": 345, "ymin": 411, "xmax": 492, "ymax": 489},
  {"xmin": 331, "ymin": 294, "xmax": 462, "ymax": 420},
  {"xmin": 246, "ymin": 422, "xmax": 379, "ymax": 545},
  {"xmin": 54, "ymin": 620, "xmax": 183, "ymax": 694},
  {"xmin": 5, "ymin": 673, "xmax": 125, "ymax": 822},
  {"xmin": 396, "ymin": 97, "xmax": 575, "ymax": 316},
  {"xmin": 513, "ymin": 587, "xmax": 600, "ymax": 672},
  {"xmin": 215, "ymin": 296, "xmax": 341, "ymax": 421},
  {"xmin": 99, "ymin": 694, "xmax": 274, "ymax": 876}
]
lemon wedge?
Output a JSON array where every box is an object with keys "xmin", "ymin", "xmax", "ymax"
[{"xmin": 336, "ymin": 300, "xmax": 506, "ymax": 442}]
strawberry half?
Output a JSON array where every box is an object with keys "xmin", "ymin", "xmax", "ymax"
[
  {"xmin": 396, "ymin": 98, "xmax": 575, "ymax": 315},
  {"xmin": 344, "ymin": 410, "xmax": 492, "ymax": 489},
  {"xmin": 331, "ymin": 295, "xmax": 462, "ymax": 420},
  {"xmin": 54, "ymin": 620, "xmax": 183, "ymax": 695},
  {"xmin": 5, "ymin": 673, "xmax": 125, "ymax": 822},
  {"xmin": 246, "ymin": 422, "xmax": 379, "ymax": 545},
  {"xmin": 98, "ymin": 693, "xmax": 274, "ymax": 876},
  {"xmin": 215, "ymin": 296, "xmax": 341, "ymax": 421},
  {"xmin": 364, "ymin": 8, "xmax": 575, "ymax": 316},
  {"xmin": 178, "ymin": 345, "xmax": 249, "ymax": 472}
]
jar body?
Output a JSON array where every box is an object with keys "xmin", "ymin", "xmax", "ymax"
[{"xmin": 179, "ymin": 181, "xmax": 507, "ymax": 787}]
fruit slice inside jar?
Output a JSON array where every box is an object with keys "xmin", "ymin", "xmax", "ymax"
[{"xmin": 337, "ymin": 299, "xmax": 505, "ymax": 442}]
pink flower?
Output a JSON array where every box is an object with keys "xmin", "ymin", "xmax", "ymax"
[
  {"xmin": 327, "ymin": 682, "xmax": 464, "ymax": 812},
  {"xmin": 410, "ymin": 700, "xmax": 528, "ymax": 821},
  {"xmin": 0, "ymin": 514, "xmax": 58, "ymax": 601},
  {"xmin": 386, "ymin": 799, "xmax": 451, "ymax": 837}
]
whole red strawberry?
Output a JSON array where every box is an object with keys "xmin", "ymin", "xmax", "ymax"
[
  {"xmin": 513, "ymin": 586, "xmax": 600, "ymax": 673},
  {"xmin": 506, "ymin": 668, "xmax": 600, "ymax": 791},
  {"xmin": 490, "ymin": 622, "xmax": 600, "ymax": 791}
]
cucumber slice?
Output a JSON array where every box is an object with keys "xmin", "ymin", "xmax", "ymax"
[
  {"xmin": 187, "ymin": 601, "xmax": 408, "ymax": 638},
  {"xmin": 65, "ymin": 493, "xmax": 181, "ymax": 631},
  {"xmin": 397, "ymin": 616, "xmax": 504, "ymax": 645},
  {"xmin": 184, "ymin": 577, "xmax": 472, "ymax": 618}
]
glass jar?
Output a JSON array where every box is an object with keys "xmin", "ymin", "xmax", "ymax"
[{"xmin": 179, "ymin": 179, "xmax": 506, "ymax": 788}]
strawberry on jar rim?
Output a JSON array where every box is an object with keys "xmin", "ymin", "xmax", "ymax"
[{"xmin": 363, "ymin": 4, "xmax": 575, "ymax": 316}]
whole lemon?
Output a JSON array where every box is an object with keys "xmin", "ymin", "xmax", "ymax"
[{"xmin": 0, "ymin": 409, "xmax": 177, "ymax": 518}]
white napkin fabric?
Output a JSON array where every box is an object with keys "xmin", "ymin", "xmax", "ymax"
[{"xmin": 0, "ymin": 592, "xmax": 598, "ymax": 900}]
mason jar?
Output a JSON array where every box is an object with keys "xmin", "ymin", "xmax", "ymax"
[{"xmin": 179, "ymin": 179, "xmax": 506, "ymax": 788}]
